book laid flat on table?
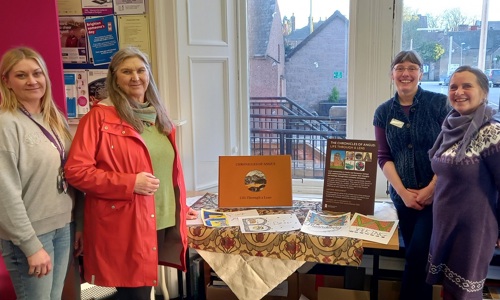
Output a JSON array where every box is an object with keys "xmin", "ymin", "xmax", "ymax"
[{"xmin": 218, "ymin": 155, "xmax": 292, "ymax": 208}]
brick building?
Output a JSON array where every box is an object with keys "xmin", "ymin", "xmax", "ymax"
[
  {"xmin": 284, "ymin": 11, "xmax": 349, "ymax": 114},
  {"xmin": 248, "ymin": 0, "xmax": 286, "ymax": 97}
]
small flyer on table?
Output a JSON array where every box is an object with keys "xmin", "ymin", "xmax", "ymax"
[
  {"xmin": 202, "ymin": 209, "xmax": 229, "ymax": 227},
  {"xmin": 201, "ymin": 209, "xmax": 259, "ymax": 227},
  {"xmin": 300, "ymin": 211, "xmax": 351, "ymax": 237},
  {"xmin": 322, "ymin": 139, "xmax": 378, "ymax": 215},
  {"xmin": 348, "ymin": 213, "xmax": 399, "ymax": 245},
  {"xmin": 85, "ymin": 15, "xmax": 119, "ymax": 65},
  {"xmin": 238, "ymin": 214, "xmax": 301, "ymax": 233},
  {"xmin": 81, "ymin": 0, "xmax": 113, "ymax": 16},
  {"xmin": 218, "ymin": 155, "xmax": 292, "ymax": 208}
]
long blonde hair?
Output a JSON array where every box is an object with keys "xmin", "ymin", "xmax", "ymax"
[
  {"xmin": 106, "ymin": 47, "xmax": 172, "ymax": 134},
  {"xmin": 0, "ymin": 47, "xmax": 71, "ymax": 141}
]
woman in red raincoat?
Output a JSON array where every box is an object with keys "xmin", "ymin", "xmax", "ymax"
[{"xmin": 65, "ymin": 47, "xmax": 198, "ymax": 300}]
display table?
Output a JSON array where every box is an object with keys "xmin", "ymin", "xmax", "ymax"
[
  {"xmin": 186, "ymin": 193, "xmax": 399, "ymax": 300},
  {"xmin": 188, "ymin": 193, "xmax": 364, "ymax": 266}
]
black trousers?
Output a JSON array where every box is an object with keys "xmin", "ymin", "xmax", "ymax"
[{"xmin": 115, "ymin": 286, "xmax": 152, "ymax": 300}]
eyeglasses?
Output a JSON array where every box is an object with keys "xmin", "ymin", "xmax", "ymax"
[{"xmin": 393, "ymin": 66, "xmax": 420, "ymax": 73}]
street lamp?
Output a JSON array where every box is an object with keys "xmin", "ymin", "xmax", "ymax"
[{"xmin": 460, "ymin": 43, "xmax": 464, "ymax": 65}]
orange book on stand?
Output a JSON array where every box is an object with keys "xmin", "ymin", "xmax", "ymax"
[{"xmin": 218, "ymin": 155, "xmax": 293, "ymax": 208}]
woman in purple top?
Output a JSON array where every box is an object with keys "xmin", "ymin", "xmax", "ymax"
[
  {"xmin": 427, "ymin": 66, "xmax": 500, "ymax": 300},
  {"xmin": 373, "ymin": 50, "xmax": 450, "ymax": 300}
]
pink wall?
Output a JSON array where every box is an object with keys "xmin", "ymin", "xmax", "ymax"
[{"xmin": 0, "ymin": 0, "xmax": 66, "ymax": 115}]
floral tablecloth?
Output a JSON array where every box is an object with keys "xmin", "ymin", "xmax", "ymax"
[{"xmin": 187, "ymin": 193, "xmax": 363, "ymax": 266}]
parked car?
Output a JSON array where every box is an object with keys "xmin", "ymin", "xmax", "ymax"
[
  {"xmin": 484, "ymin": 69, "xmax": 500, "ymax": 87},
  {"xmin": 439, "ymin": 75, "xmax": 451, "ymax": 86}
]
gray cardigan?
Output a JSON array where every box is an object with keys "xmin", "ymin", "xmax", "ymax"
[{"xmin": 0, "ymin": 110, "xmax": 74, "ymax": 257}]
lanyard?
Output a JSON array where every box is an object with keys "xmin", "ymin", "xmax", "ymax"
[{"xmin": 19, "ymin": 107, "xmax": 66, "ymax": 165}]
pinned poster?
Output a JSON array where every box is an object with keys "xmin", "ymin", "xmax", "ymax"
[
  {"xmin": 65, "ymin": 69, "xmax": 90, "ymax": 117},
  {"xmin": 81, "ymin": 0, "xmax": 113, "ymax": 16},
  {"xmin": 58, "ymin": 0, "xmax": 83, "ymax": 15},
  {"xmin": 87, "ymin": 69, "xmax": 108, "ymax": 107},
  {"xmin": 59, "ymin": 16, "xmax": 88, "ymax": 63},
  {"xmin": 113, "ymin": 0, "xmax": 145, "ymax": 15},
  {"xmin": 117, "ymin": 15, "xmax": 151, "ymax": 58},
  {"xmin": 85, "ymin": 15, "xmax": 118, "ymax": 65},
  {"xmin": 64, "ymin": 73, "xmax": 77, "ymax": 118}
]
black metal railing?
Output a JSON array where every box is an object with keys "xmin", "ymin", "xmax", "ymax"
[{"xmin": 250, "ymin": 97, "xmax": 346, "ymax": 179}]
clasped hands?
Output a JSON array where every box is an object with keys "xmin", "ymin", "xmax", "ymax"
[
  {"xmin": 134, "ymin": 172, "xmax": 160, "ymax": 195},
  {"xmin": 401, "ymin": 186, "xmax": 434, "ymax": 210}
]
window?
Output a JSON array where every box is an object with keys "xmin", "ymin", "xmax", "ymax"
[
  {"xmin": 403, "ymin": 0, "xmax": 500, "ymax": 104},
  {"xmin": 247, "ymin": 0, "xmax": 350, "ymax": 185}
]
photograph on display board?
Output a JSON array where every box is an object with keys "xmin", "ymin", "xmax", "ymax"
[
  {"xmin": 88, "ymin": 69, "xmax": 108, "ymax": 107},
  {"xmin": 59, "ymin": 16, "xmax": 88, "ymax": 63}
]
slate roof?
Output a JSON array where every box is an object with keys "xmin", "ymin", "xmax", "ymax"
[
  {"xmin": 286, "ymin": 10, "xmax": 348, "ymax": 59},
  {"xmin": 250, "ymin": 0, "xmax": 278, "ymax": 57}
]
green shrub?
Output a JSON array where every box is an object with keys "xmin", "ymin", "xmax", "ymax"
[{"xmin": 328, "ymin": 86, "xmax": 340, "ymax": 103}]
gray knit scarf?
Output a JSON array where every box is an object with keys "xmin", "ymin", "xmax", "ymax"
[
  {"xmin": 132, "ymin": 101, "xmax": 157, "ymax": 126},
  {"xmin": 429, "ymin": 102, "xmax": 496, "ymax": 161}
]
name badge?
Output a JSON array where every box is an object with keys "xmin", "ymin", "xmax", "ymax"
[{"xmin": 390, "ymin": 118, "xmax": 405, "ymax": 128}]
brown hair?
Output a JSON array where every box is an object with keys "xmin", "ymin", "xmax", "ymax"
[
  {"xmin": 451, "ymin": 65, "xmax": 489, "ymax": 97},
  {"xmin": 390, "ymin": 50, "xmax": 424, "ymax": 72}
]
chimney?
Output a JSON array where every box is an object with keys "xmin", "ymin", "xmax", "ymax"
[
  {"xmin": 309, "ymin": 0, "xmax": 313, "ymax": 33},
  {"xmin": 291, "ymin": 13, "xmax": 295, "ymax": 32}
]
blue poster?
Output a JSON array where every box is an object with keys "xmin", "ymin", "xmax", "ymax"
[{"xmin": 85, "ymin": 15, "xmax": 118, "ymax": 65}]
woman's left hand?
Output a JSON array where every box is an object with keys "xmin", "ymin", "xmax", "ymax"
[
  {"xmin": 186, "ymin": 207, "xmax": 199, "ymax": 220},
  {"xmin": 74, "ymin": 231, "xmax": 83, "ymax": 257}
]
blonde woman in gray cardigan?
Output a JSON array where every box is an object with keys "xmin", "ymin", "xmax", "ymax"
[{"xmin": 0, "ymin": 47, "xmax": 82, "ymax": 300}]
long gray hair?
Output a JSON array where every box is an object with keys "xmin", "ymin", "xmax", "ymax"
[{"xmin": 106, "ymin": 47, "xmax": 172, "ymax": 134}]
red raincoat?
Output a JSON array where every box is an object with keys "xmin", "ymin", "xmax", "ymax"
[{"xmin": 64, "ymin": 104, "xmax": 188, "ymax": 287}]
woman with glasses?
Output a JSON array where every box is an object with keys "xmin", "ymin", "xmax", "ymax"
[{"xmin": 373, "ymin": 50, "xmax": 450, "ymax": 300}]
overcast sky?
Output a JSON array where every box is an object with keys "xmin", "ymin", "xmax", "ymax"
[{"xmin": 278, "ymin": 0, "xmax": 500, "ymax": 29}]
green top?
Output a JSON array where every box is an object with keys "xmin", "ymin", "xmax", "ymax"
[{"xmin": 141, "ymin": 125, "xmax": 176, "ymax": 229}]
